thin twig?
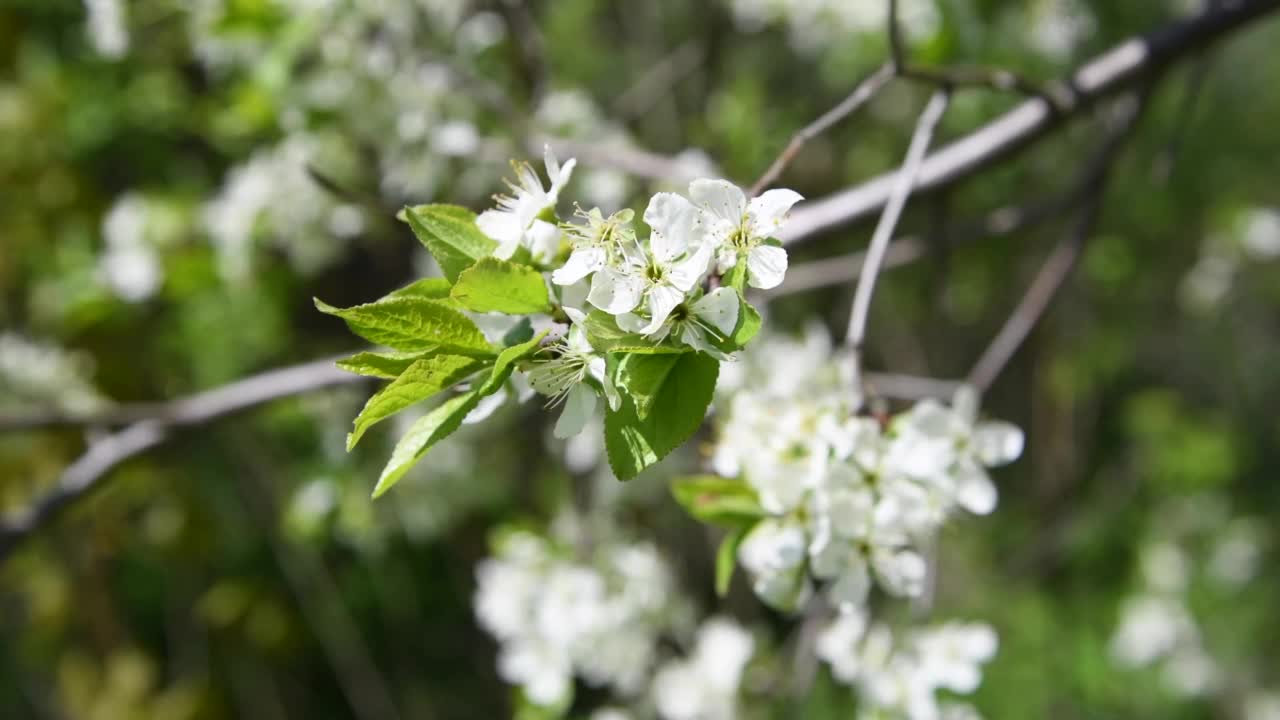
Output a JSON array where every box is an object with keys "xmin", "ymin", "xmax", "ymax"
[
  {"xmin": 764, "ymin": 187, "xmax": 1081, "ymax": 300},
  {"xmin": 902, "ymin": 65, "xmax": 1070, "ymax": 110},
  {"xmin": 967, "ymin": 92, "xmax": 1150, "ymax": 392},
  {"xmin": 0, "ymin": 356, "xmax": 358, "ymax": 432},
  {"xmin": 612, "ymin": 40, "xmax": 704, "ymax": 120},
  {"xmin": 228, "ymin": 429, "xmax": 402, "ymax": 720},
  {"xmin": 863, "ymin": 372, "xmax": 964, "ymax": 401},
  {"xmin": 749, "ymin": 63, "xmax": 895, "ymax": 196},
  {"xmin": 888, "ymin": 0, "xmax": 1064, "ymax": 108},
  {"xmin": 537, "ymin": 135, "xmax": 716, "ymax": 183},
  {"xmin": 0, "ymin": 357, "xmax": 363, "ymax": 561},
  {"xmin": 1151, "ymin": 49, "xmax": 1216, "ymax": 184},
  {"xmin": 844, "ymin": 90, "xmax": 951, "ymax": 379},
  {"xmin": 499, "ymin": 0, "xmax": 549, "ymax": 104},
  {"xmin": 967, "ymin": 206, "xmax": 1098, "ymax": 393},
  {"xmin": 887, "ymin": 0, "xmax": 906, "ymax": 70},
  {"xmin": 779, "ymin": 0, "xmax": 1280, "ymax": 246}
]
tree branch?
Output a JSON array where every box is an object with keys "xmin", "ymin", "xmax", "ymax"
[
  {"xmin": 844, "ymin": 90, "xmax": 951, "ymax": 374},
  {"xmin": 780, "ymin": 0, "xmax": 1280, "ymax": 246},
  {"xmin": 0, "ymin": 357, "xmax": 363, "ymax": 562},
  {"xmin": 749, "ymin": 63, "xmax": 895, "ymax": 196},
  {"xmin": 967, "ymin": 92, "xmax": 1150, "ymax": 392}
]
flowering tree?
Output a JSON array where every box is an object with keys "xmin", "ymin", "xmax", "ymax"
[{"xmin": 2, "ymin": 1, "xmax": 1280, "ymax": 719}]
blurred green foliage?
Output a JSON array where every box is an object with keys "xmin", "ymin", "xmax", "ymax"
[{"xmin": 1, "ymin": 0, "xmax": 1279, "ymax": 718}]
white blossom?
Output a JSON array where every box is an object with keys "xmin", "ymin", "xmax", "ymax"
[
  {"xmin": 690, "ymin": 179, "xmax": 800, "ymax": 290},
  {"xmin": 527, "ymin": 324, "xmax": 619, "ymax": 439},
  {"xmin": 652, "ymin": 618, "xmax": 754, "ymax": 720},
  {"xmin": 710, "ymin": 332, "xmax": 1024, "ymax": 613},
  {"xmin": 816, "ymin": 618, "xmax": 998, "ymax": 720},
  {"xmin": 587, "ymin": 192, "xmax": 712, "ymax": 329},
  {"xmin": 474, "ymin": 529, "xmax": 680, "ymax": 707},
  {"xmin": 477, "ymin": 147, "xmax": 576, "ymax": 263}
]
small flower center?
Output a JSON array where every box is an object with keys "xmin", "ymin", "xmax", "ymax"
[
  {"xmin": 728, "ymin": 225, "xmax": 754, "ymax": 251},
  {"xmin": 645, "ymin": 262, "xmax": 666, "ymax": 283}
]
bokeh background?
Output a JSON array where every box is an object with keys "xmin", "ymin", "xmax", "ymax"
[{"xmin": 2, "ymin": 0, "xmax": 1279, "ymax": 718}]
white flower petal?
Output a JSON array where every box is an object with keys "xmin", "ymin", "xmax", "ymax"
[
  {"xmin": 665, "ymin": 243, "xmax": 712, "ymax": 292},
  {"xmin": 679, "ymin": 324, "xmax": 729, "ymax": 360},
  {"xmin": 954, "ymin": 461, "xmax": 998, "ymax": 515},
  {"xmin": 689, "ymin": 178, "xmax": 747, "ymax": 224},
  {"xmin": 692, "ymin": 287, "xmax": 740, "ymax": 338},
  {"xmin": 464, "ymin": 388, "xmax": 507, "ymax": 424},
  {"xmin": 747, "ymin": 188, "xmax": 803, "ymax": 237},
  {"xmin": 552, "ymin": 247, "xmax": 606, "ymax": 285},
  {"xmin": 615, "ymin": 312, "xmax": 647, "ymax": 333},
  {"xmin": 554, "ymin": 383, "xmax": 596, "ymax": 439},
  {"xmin": 746, "ymin": 244, "xmax": 788, "ymax": 289},
  {"xmin": 644, "ymin": 192, "xmax": 697, "ymax": 261},
  {"xmin": 872, "ymin": 548, "xmax": 927, "ymax": 597},
  {"xmin": 526, "ymin": 219, "xmax": 561, "ymax": 263},
  {"xmin": 827, "ymin": 564, "xmax": 872, "ymax": 612},
  {"xmin": 477, "ymin": 208, "xmax": 523, "ymax": 246},
  {"xmin": 558, "ymin": 278, "xmax": 590, "ymax": 312},
  {"xmin": 588, "ymin": 268, "xmax": 644, "ymax": 314},
  {"xmin": 640, "ymin": 284, "xmax": 685, "ymax": 335},
  {"xmin": 973, "ymin": 421, "xmax": 1024, "ymax": 466}
]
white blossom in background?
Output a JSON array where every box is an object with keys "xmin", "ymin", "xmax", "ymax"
[
  {"xmin": 726, "ymin": 0, "xmax": 939, "ymax": 55},
  {"xmin": 1106, "ymin": 496, "xmax": 1272, "ymax": 699},
  {"xmin": 98, "ymin": 192, "xmax": 187, "ymax": 301},
  {"xmin": 1024, "ymin": 0, "xmax": 1096, "ymax": 59},
  {"xmin": 1181, "ymin": 207, "xmax": 1280, "ymax": 311},
  {"xmin": 84, "ymin": 0, "xmax": 129, "ymax": 58},
  {"xmin": 0, "ymin": 334, "xmax": 109, "ymax": 413},
  {"xmin": 474, "ymin": 527, "xmax": 681, "ymax": 707},
  {"xmin": 1246, "ymin": 692, "xmax": 1280, "ymax": 720},
  {"xmin": 1241, "ymin": 208, "xmax": 1280, "ymax": 260},
  {"xmin": 203, "ymin": 135, "xmax": 362, "ymax": 281},
  {"xmin": 816, "ymin": 612, "xmax": 998, "ymax": 720},
  {"xmin": 709, "ymin": 331, "xmax": 1023, "ymax": 613},
  {"xmin": 652, "ymin": 617, "xmax": 754, "ymax": 720}
]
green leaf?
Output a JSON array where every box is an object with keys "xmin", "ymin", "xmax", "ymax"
[
  {"xmin": 479, "ymin": 330, "xmax": 548, "ymax": 396},
  {"xmin": 616, "ymin": 353, "xmax": 679, "ymax": 420},
  {"xmin": 732, "ymin": 297, "xmax": 762, "ymax": 347},
  {"xmin": 604, "ymin": 352, "xmax": 719, "ymax": 480},
  {"xmin": 671, "ymin": 475, "xmax": 768, "ymax": 527},
  {"xmin": 716, "ymin": 526, "xmax": 749, "ymax": 597},
  {"xmin": 315, "ymin": 296, "xmax": 494, "ymax": 355},
  {"xmin": 347, "ymin": 354, "xmax": 486, "ymax": 450},
  {"xmin": 336, "ymin": 350, "xmax": 434, "ymax": 379},
  {"xmin": 372, "ymin": 391, "xmax": 481, "ymax": 498},
  {"xmin": 402, "ymin": 204, "xmax": 497, "ymax": 283},
  {"xmin": 450, "ymin": 256, "xmax": 552, "ymax": 314},
  {"xmin": 723, "ymin": 259, "xmax": 748, "ymax": 293},
  {"xmin": 502, "ymin": 317, "xmax": 535, "ymax": 346},
  {"xmin": 583, "ymin": 310, "xmax": 687, "ymax": 354},
  {"xmin": 386, "ymin": 277, "xmax": 453, "ymax": 301}
]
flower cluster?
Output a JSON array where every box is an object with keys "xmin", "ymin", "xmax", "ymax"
[
  {"xmin": 699, "ymin": 329, "xmax": 1024, "ymax": 612},
  {"xmin": 816, "ymin": 611, "xmax": 998, "ymax": 720},
  {"xmin": 1109, "ymin": 495, "xmax": 1266, "ymax": 699},
  {"xmin": 650, "ymin": 618, "xmax": 755, "ymax": 720},
  {"xmin": 473, "ymin": 526, "xmax": 683, "ymax": 708},
  {"xmin": 0, "ymin": 333, "xmax": 109, "ymax": 414},
  {"xmin": 479, "ymin": 149, "xmax": 802, "ymax": 436},
  {"xmin": 485, "ymin": 148, "xmax": 802, "ymax": 357}
]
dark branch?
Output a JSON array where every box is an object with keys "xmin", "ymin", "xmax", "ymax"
[
  {"xmin": 749, "ymin": 63, "xmax": 895, "ymax": 196},
  {"xmin": 967, "ymin": 91, "xmax": 1151, "ymax": 391},
  {"xmin": 780, "ymin": 0, "xmax": 1280, "ymax": 245},
  {"xmin": 0, "ymin": 357, "xmax": 362, "ymax": 562}
]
